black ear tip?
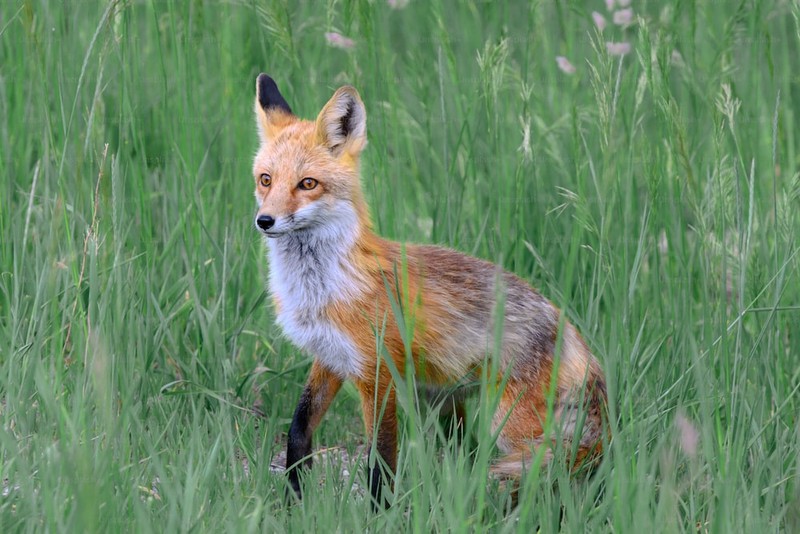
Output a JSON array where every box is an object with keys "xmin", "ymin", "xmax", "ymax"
[
  {"xmin": 256, "ymin": 73, "xmax": 277, "ymax": 99},
  {"xmin": 256, "ymin": 73, "xmax": 273, "ymax": 89},
  {"xmin": 256, "ymin": 73, "xmax": 293, "ymax": 115}
]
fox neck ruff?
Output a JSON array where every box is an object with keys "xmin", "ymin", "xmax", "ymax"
[
  {"xmin": 266, "ymin": 200, "xmax": 369, "ymax": 307},
  {"xmin": 265, "ymin": 201, "xmax": 369, "ymax": 378}
]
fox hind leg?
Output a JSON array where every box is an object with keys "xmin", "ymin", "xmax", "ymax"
[{"xmin": 489, "ymin": 376, "xmax": 606, "ymax": 481}]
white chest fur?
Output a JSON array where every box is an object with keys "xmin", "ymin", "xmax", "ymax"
[{"xmin": 266, "ymin": 210, "xmax": 366, "ymax": 379}]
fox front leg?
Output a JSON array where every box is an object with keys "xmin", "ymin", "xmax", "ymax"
[
  {"xmin": 356, "ymin": 377, "xmax": 398, "ymax": 509},
  {"xmin": 286, "ymin": 360, "xmax": 343, "ymax": 499}
]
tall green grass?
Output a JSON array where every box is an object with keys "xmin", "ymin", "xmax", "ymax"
[{"xmin": 1, "ymin": 0, "xmax": 798, "ymax": 531}]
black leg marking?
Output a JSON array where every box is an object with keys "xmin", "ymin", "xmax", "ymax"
[{"xmin": 286, "ymin": 387, "xmax": 312, "ymax": 499}]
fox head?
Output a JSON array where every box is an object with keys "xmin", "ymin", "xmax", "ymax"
[{"xmin": 252, "ymin": 74, "xmax": 369, "ymax": 238}]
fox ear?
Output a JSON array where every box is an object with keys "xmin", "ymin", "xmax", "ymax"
[
  {"xmin": 315, "ymin": 86, "xmax": 367, "ymax": 157},
  {"xmin": 254, "ymin": 73, "xmax": 295, "ymax": 143}
]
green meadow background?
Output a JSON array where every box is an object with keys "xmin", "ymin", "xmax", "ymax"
[{"xmin": 2, "ymin": 0, "xmax": 799, "ymax": 531}]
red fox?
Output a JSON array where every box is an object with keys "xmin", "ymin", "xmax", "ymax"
[{"xmin": 251, "ymin": 74, "xmax": 607, "ymax": 506}]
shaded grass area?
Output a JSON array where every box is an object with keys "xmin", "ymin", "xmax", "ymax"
[{"xmin": 1, "ymin": 0, "xmax": 799, "ymax": 531}]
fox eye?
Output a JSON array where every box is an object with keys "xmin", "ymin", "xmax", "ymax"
[
  {"xmin": 259, "ymin": 174, "xmax": 271, "ymax": 187},
  {"xmin": 298, "ymin": 177, "xmax": 318, "ymax": 190}
]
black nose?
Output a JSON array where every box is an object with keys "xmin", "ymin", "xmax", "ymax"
[{"xmin": 256, "ymin": 215, "xmax": 275, "ymax": 231}]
